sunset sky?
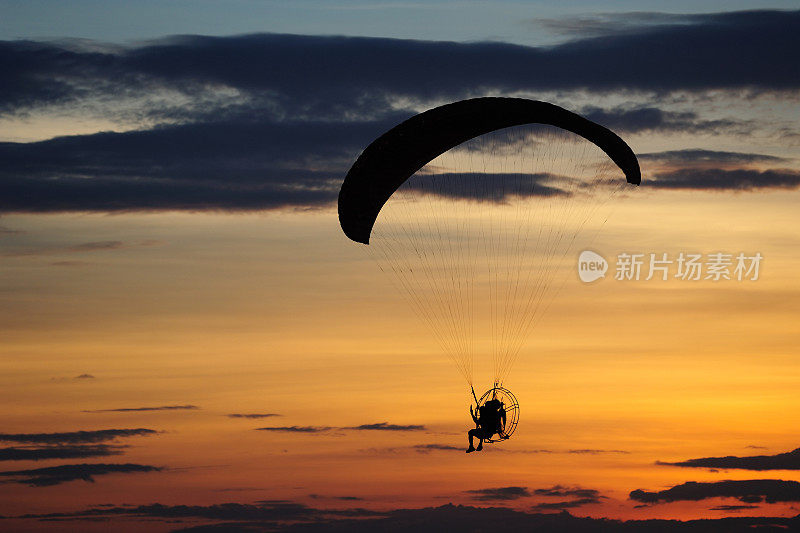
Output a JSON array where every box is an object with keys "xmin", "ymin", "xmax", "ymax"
[{"xmin": 2, "ymin": 2, "xmax": 800, "ymax": 531}]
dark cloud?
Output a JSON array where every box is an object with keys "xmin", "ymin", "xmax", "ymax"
[
  {"xmin": 402, "ymin": 172, "xmax": 570, "ymax": 202},
  {"xmin": 531, "ymin": 498, "xmax": 602, "ymax": 510},
  {"xmin": 0, "ymin": 115, "xmax": 387, "ymax": 181},
  {"xmin": 254, "ymin": 422, "xmax": 425, "ymax": 434},
  {"xmin": 16, "ymin": 500, "xmax": 378, "ymax": 523},
  {"xmin": 581, "ymin": 107, "xmax": 746, "ymax": 135},
  {"xmin": 658, "ymin": 447, "xmax": 800, "ymax": 471},
  {"xmin": 630, "ymin": 479, "xmax": 800, "ymax": 504},
  {"xmin": 3, "ymin": 10, "xmax": 799, "ymax": 117},
  {"xmin": 309, "ymin": 494, "xmax": 364, "ymax": 501},
  {"xmin": 227, "ymin": 413, "xmax": 281, "ymax": 419},
  {"xmin": 738, "ymin": 494, "xmax": 763, "ymax": 504},
  {"xmin": 534, "ymin": 486, "xmax": 603, "ymax": 499},
  {"xmin": 2, "ymin": 11, "xmax": 798, "ymax": 214},
  {"xmin": 73, "ymin": 374, "xmax": 95, "ymax": 379},
  {"xmin": 0, "ymin": 463, "xmax": 161, "ymax": 486},
  {"xmin": 649, "ymin": 168, "xmax": 800, "ymax": 191},
  {"xmin": 12, "ymin": 501, "xmax": 800, "ymax": 532},
  {"xmin": 86, "ymin": 405, "xmax": 199, "ymax": 412},
  {"xmin": 465, "ymin": 486, "xmax": 531, "ymax": 501},
  {"xmin": 254, "ymin": 426, "xmax": 332, "ymax": 433},
  {"xmin": 343, "ymin": 422, "xmax": 425, "ymax": 431},
  {"xmin": 0, "ymin": 429, "xmax": 156, "ymax": 444},
  {"xmin": 709, "ymin": 505, "xmax": 759, "ymax": 512},
  {"xmin": 0, "ymin": 117, "xmax": 387, "ymax": 214},
  {"xmin": 0, "ymin": 119, "xmax": 584, "ymax": 213},
  {"xmin": 0, "ymin": 444, "xmax": 124, "ymax": 462},
  {"xmin": 213, "ymin": 488, "xmax": 266, "ymax": 493},
  {"xmin": 640, "ymin": 149, "xmax": 789, "ymax": 165},
  {"xmin": 0, "ymin": 110, "xmax": 776, "ymax": 215},
  {"xmin": 531, "ymin": 486, "xmax": 605, "ymax": 511}
]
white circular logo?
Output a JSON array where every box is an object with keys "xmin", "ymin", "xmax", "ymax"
[{"xmin": 578, "ymin": 250, "xmax": 608, "ymax": 283}]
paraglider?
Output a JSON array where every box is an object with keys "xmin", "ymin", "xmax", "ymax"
[
  {"xmin": 468, "ymin": 390, "xmax": 507, "ymax": 453},
  {"xmin": 338, "ymin": 97, "xmax": 640, "ymax": 449}
]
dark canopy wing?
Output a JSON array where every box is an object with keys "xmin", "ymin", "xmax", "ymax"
[{"xmin": 338, "ymin": 97, "xmax": 641, "ymax": 244}]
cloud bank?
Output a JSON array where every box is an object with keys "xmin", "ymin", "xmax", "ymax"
[
  {"xmin": 1, "ymin": 10, "xmax": 799, "ymax": 214},
  {"xmin": 658, "ymin": 447, "xmax": 800, "ymax": 471},
  {"xmin": 630, "ymin": 479, "xmax": 800, "ymax": 504}
]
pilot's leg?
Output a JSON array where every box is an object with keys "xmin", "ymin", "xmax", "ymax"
[{"xmin": 467, "ymin": 429, "xmax": 478, "ymax": 453}]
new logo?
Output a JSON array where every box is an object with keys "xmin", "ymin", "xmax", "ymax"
[{"xmin": 578, "ymin": 250, "xmax": 608, "ymax": 283}]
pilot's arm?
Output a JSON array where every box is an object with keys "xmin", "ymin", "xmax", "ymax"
[{"xmin": 470, "ymin": 405, "xmax": 479, "ymax": 425}]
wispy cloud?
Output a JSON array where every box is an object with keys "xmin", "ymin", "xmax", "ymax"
[
  {"xmin": 364, "ymin": 444, "xmax": 631, "ymax": 455},
  {"xmin": 13, "ymin": 499, "xmax": 378, "ymax": 523},
  {"xmin": 658, "ymin": 447, "xmax": 800, "ymax": 471},
  {"xmin": 649, "ymin": 168, "xmax": 800, "ymax": 191},
  {"xmin": 505, "ymin": 448, "xmax": 630, "ymax": 455},
  {"xmin": 411, "ymin": 444, "xmax": 461, "ymax": 453},
  {"xmin": 1, "ymin": 240, "xmax": 162, "ymax": 258},
  {"xmin": 531, "ymin": 498, "xmax": 602, "ymax": 510},
  {"xmin": 0, "ymin": 429, "xmax": 156, "ymax": 444},
  {"xmin": 530, "ymin": 485, "xmax": 606, "ymax": 510},
  {"xmin": 580, "ymin": 107, "xmax": 748, "ymax": 135},
  {"xmin": 534, "ymin": 486, "xmax": 604, "ymax": 498},
  {"xmin": 343, "ymin": 422, "xmax": 425, "ymax": 431},
  {"xmin": 255, "ymin": 426, "xmax": 332, "ymax": 433},
  {"xmin": 565, "ymin": 449, "xmax": 630, "ymax": 455},
  {"xmin": 0, "ymin": 463, "xmax": 162, "ymax": 486},
  {"xmin": 227, "ymin": 413, "xmax": 281, "ymax": 419},
  {"xmin": 255, "ymin": 422, "xmax": 425, "ymax": 434},
  {"xmin": 640, "ymin": 149, "xmax": 789, "ymax": 166},
  {"xmin": 0, "ymin": 444, "xmax": 124, "ymax": 462},
  {"xmin": 85, "ymin": 405, "xmax": 199, "ymax": 413},
  {"xmin": 0, "ymin": 225, "xmax": 22, "ymax": 235},
  {"xmin": 309, "ymin": 494, "xmax": 364, "ymax": 501},
  {"xmin": 533, "ymin": 11, "xmax": 698, "ymax": 38},
  {"xmin": 709, "ymin": 504, "xmax": 759, "ymax": 512}
]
